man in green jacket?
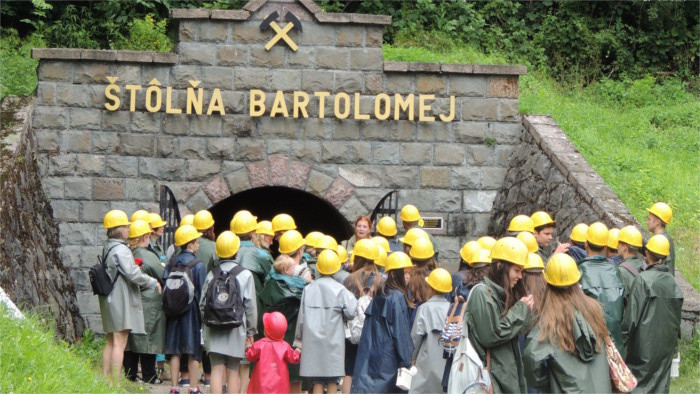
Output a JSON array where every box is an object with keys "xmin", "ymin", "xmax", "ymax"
[
  {"xmin": 530, "ymin": 211, "xmax": 569, "ymax": 262},
  {"xmin": 646, "ymin": 202, "xmax": 676, "ymax": 274},
  {"xmin": 622, "ymin": 234, "xmax": 683, "ymax": 393},
  {"xmin": 616, "ymin": 226, "xmax": 646, "ymax": 295},
  {"xmin": 578, "ymin": 222, "xmax": 625, "ymax": 357}
]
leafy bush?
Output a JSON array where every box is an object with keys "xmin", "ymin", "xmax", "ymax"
[
  {"xmin": 114, "ymin": 14, "xmax": 173, "ymax": 52},
  {"xmin": 0, "ymin": 29, "xmax": 44, "ymax": 100}
]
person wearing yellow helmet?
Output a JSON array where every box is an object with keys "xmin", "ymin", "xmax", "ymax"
[
  {"xmin": 193, "ymin": 210, "xmax": 217, "ymax": 277},
  {"xmin": 342, "ymin": 216, "xmax": 372, "ymax": 253},
  {"xmin": 376, "ymin": 216, "xmax": 402, "ymax": 252},
  {"xmin": 566, "ymin": 223, "xmax": 588, "ymax": 263},
  {"xmin": 148, "ymin": 213, "xmax": 168, "ymax": 262},
  {"xmin": 351, "ymin": 252, "xmax": 414, "ymax": 393},
  {"xmin": 645, "ymin": 202, "xmax": 675, "ymax": 273},
  {"xmin": 406, "ymin": 237, "xmax": 437, "ymax": 322},
  {"xmin": 616, "ymin": 226, "xmax": 645, "ymax": 294},
  {"xmin": 303, "ymin": 231, "xmax": 324, "ymax": 264},
  {"xmin": 621, "ymin": 234, "xmax": 683, "ymax": 393},
  {"xmin": 531, "ymin": 211, "xmax": 570, "ymax": 261},
  {"xmin": 605, "ymin": 228, "xmax": 622, "ymax": 266},
  {"xmin": 279, "ymin": 230, "xmax": 312, "ymax": 282},
  {"xmin": 577, "ymin": 222, "xmax": 625, "ymax": 357},
  {"xmin": 400, "ymin": 204, "xmax": 440, "ymax": 261}
]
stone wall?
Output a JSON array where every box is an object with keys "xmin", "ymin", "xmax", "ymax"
[{"xmin": 0, "ymin": 97, "xmax": 85, "ymax": 341}]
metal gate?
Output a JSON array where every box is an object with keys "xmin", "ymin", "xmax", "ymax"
[
  {"xmin": 159, "ymin": 185, "xmax": 181, "ymax": 253},
  {"xmin": 369, "ymin": 190, "xmax": 399, "ymax": 234}
]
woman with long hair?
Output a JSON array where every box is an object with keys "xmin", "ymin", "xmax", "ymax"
[
  {"xmin": 521, "ymin": 253, "xmax": 547, "ymax": 317},
  {"xmin": 406, "ymin": 237, "xmax": 436, "ymax": 307},
  {"xmin": 465, "ymin": 237, "xmax": 534, "ymax": 393},
  {"xmin": 523, "ymin": 253, "xmax": 612, "ymax": 392},
  {"xmin": 343, "ymin": 216, "xmax": 372, "ymax": 253},
  {"xmin": 351, "ymin": 252, "xmax": 414, "ymax": 393}
]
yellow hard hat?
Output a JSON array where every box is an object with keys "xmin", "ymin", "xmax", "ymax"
[
  {"xmin": 149, "ymin": 213, "xmax": 167, "ymax": 228},
  {"xmin": 317, "ymin": 249, "xmax": 341, "ymax": 275},
  {"xmin": 508, "ymin": 215, "xmax": 535, "ymax": 233},
  {"xmin": 460, "ymin": 241, "xmax": 480, "ymax": 264},
  {"xmin": 618, "ymin": 225, "xmax": 642, "ymax": 248},
  {"xmin": 318, "ymin": 235, "xmax": 338, "ymax": 251},
  {"xmin": 304, "ymin": 231, "xmax": 325, "ymax": 249},
  {"xmin": 272, "ymin": 213, "xmax": 297, "ymax": 232},
  {"xmin": 570, "ymin": 223, "xmax": 589, "ymax": 244},
  {"xmin": 337, "ymin": 244, "xmax": 348, "ymax": 263},
  {"xmin": 279, "ymin": 230, "xmax": 304, "ymax": 254},
  {"xmin": 375, "ymin": 246, "xmax": 387, "ymax": 267},
  {"xmin": 409, "ymin": 237, "xmax": 435, "ymax": 260},
  {"xmin": 517, "ymin": 231, "xmax": 539, "ymax": 253},
  {"xmin": 586, "ymin": 222, "xmax": 609, "ymax": 247},
  {"xmin": 400, "ymin": 204, "xmax": 422, "ymax": 223},
  {"xmin": 399, "ymin": 227, "xmax": 429, "ymax": 246},
  {"xmin": 231, "ymin": 211, "xmax": 257, "ymax": 234},
  {"xmin": 215, "ymin": 230, "xmax": 241, "ymax": 258},
  {"xmin": 490, "ymin": 237, "xmax": 528, "ymax": 267},
  {"xmin": 232, "ymin": 210, "xmax": 253, "ymax": 223},
  {"xmin": 425, "ymin": 268, "xmax": 452, "ymax": 293},
  {"xmin": 607, "ymin": 228, "xmax": 620, "ymax": 249},
  {"xmin": 646, "ymin": 234, "xmax": 670, "ymax": 256},
  {"xmin": 376, "ymin": 216, "xmax": 398, "ymax": 237},
  {"xmin": 256, "ymin": 220, "xmax": 275, "ymax": 236},
  {"xmin": 193, "ymin": 210, "xmax": 215, "ymax": 231},
  {"xmin": 353, "ymin": 238, "xmax": 379, "ymax": 260},
  {"xmin": 130, "ymin": 209, "xmax": 150, "ymax": 223},
  {"xmin": 524, "ymin": 252, "xmax": 544, "ymax": 271},
  {"xmin": 544, "ymin": 253, "xmax": 580, "ymax": 287},
  {"xmin": 180, "ymin": 214, "xmax": 194, "ymax": 227},
  {"xmin": 103, "ymin": 210, "xmax": 130, "ymax": 229},
  {"xmin": 647, "ymin": 202, "xmax": 672, "ymax": 224},
  {"xmin": 373, "ymin": 236, "xmax": 391, "ymax": 253},
  {"xmin": 469, "ymin": 247, "xmax": 492, "ymax": 267},
  {"xmin": 385, "ymin": 251, "xmax": 413, "ymax": 272},
  {"xmin": 174, "ymin": 224, "xmax": 203, "ymax": 247},
  {"xmin": 530, "ymin": 211, "xmax": 555, "ymax": 228},
  {"xmin": 128, "ymin": 219, "xmax": 152, "ymax": 239},
  {"xmin": 477, "ymin": 236, "xmax": 497, "ymax": 251}
]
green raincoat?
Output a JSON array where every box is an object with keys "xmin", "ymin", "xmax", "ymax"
[
  {"xmin": 617, "ymin": 256, "xmax": 645, "ymax": 295},
  {"xmin": 126, "ymin": 246, "xmax": 166, "ymax": 354},
  {"xmin": 578, "ymin": 254, "xmax": 625, "ymax": 356},
  {"xmin": 239, "ymin": 241, "xmax": 274, "ymax": 339},
  {"xmin": 661, "ymin": 230, "xmax": 675, "ymax": 274},
  {"xmin": 523, "ymin": 311, "xmax": 612, "ymax": 393},
  {"xmin": 198, "ymin": 237, "xmax": 217, "ymax": 272},
  {"xmin": 466, "ymin": 278, "xmax": 531, "ymax": 394},
  {"xmin": 621, "ymin": 263, "xmax": 683, "ymax": 393}
]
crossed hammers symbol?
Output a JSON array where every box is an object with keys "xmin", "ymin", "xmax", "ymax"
[{"xmin": 260, "ymin": 11, "xmax": 303, "ymax": 52}]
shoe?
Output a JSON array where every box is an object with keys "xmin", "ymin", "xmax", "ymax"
[
  {"xmin": 148, "ymin": 378, "xmax": 163, "ymax": 385},
  {"xmin": 178, "ymin": 378, "xmax": 190, "ymax": 387},
  {"xmin": 170, "ymin": 388, "xmax": 180, "ymax": 394},
  {"xmin": 201, "ymin": 379, "xmax": 210, "ymax": 388},
  {"xmin": 188, "ymin": 386, "xmax": 202, "ymax": 394}
]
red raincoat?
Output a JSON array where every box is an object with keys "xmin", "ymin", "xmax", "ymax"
[{"xmin": 246, "ymin": 337, "xmax": 301, "ymax": 394}]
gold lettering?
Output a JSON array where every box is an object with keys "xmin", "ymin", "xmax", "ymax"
[
  {"xmin": 419, "ymin": 94, "xmax": 435, "ymax": 122},
  {"xmin": 374, "ymin": 93, "xmax": 390, "ymax": 120},
  {"xmin": 145, "ymin": 85, "xmax": 162, "ymax": 113},
  {"xmin": 353, "ymin": 93, "xmax": 370, "ymax": 120},
  {"xmin": 314, "ymin": 92, "xmax": 330, "ymax": 119},
  {"xmin": 186, "ymin": 80, "xmax": 203, "ymax": 115},
  {"xmin": 207, "ymin": 88, "xmax": 225, "ymax": 115},
  {"xmin": 394, "ymin": 93, "xmax": 414, "ymax": 121},
  {"xmin": 104, "ymin": 77, "xmax": 121, "ymax": 111},
  {"xmin": 334, "ymin": 93, "xmax": 351, "ymax": 120},
  {"xmin": 250, "ymin": 89, "xmax": 266, "ymax": 117},
  {"xmin": 293, "ymin": 91, "xmax": 310, "ymax": 118},
  {"xmin": 439, "ymin": 96, "xmax": 456, "ymax": 122},
  {"xmin": 166, "ymin": 87, "xmax": 182, "ymax": 114},
  {"xmin": 270, "ymin": 90, "xmax": 289, "ymax": 118},
  {"xmin": 125, "ymin": 85, "xmax": 142, "ymax": 112}
]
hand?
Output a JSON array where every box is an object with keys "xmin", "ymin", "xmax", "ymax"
[
  {"xmin": 520, "ymin": 294, "xmax": 534, "ymax": 310},
  {"xmin": 246, "ymin": 336, "xmax": 254, "ymax": 348},
  {"xmin": 155, "ymin": 281, "xmax": 162, "ymax": 294},
  {"xmin": 554, "ymin": 242, "xmax": 571, "ymax": 254}
]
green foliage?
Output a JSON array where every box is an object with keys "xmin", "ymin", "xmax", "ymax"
[
  {"xmin": 114, "ymin": 15, "xmax": 173, "ymax": 52},
  {"xmin": 69, "ymin": 329, "xmax": 106, "ymax": 369},
  {"xmin": 672, "ymin": 331, "xmax": 700, "ymax": 393},
  {"xmin": 0, "ymin": 29, "xmax": 44, "ymax": 100}
]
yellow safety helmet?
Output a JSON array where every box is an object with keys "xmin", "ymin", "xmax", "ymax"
[
  {"xmin": 530, "ymin": 211, "xmax": 555, "ymax": 228},
  {"xmin": 353, "ymin": 238, "xmax": 379, "ymax": 260},
  {"xmin": 586, "ymin": 222, "xmax": 609, "ymax": 247},
  {"xmin": 128, "ymin": 219, "xmax": 152, "ymax": 239},
  {"xmin": 130, "ymin": 209, "xmax": 150, "ymax": 223},
  {"xmin": 399, "ymin": 227, "xmax": 429, "ymax": 246},
  {"xmin": 174, "ymin": 224, "xmax": 202, "ymax": 247},
  {"xmin": 409, "ymin": 237, "xmax": 435, "ymax": 260},
  {"xmin": 508, "ymin": 215, "xmax": 535, "ymax": 233},
  {"xmin": 103, "ymin": 209, "xmax": 130, "ymax": 229},
  {"xmin": 460, "ymin": 241, "xmax": 481, "ymax": 264},
  {"xmin": 524, "ymin": 252, "xmax": 545, "ymax": 271},
  {"xmin": 373, "ymin": 236, "xmax": 391, "ymax": 253},
  {"xmin": 180, "ymin": 214, "xmax": 194, "ymax": 227},
  {"xmin": 256, "ymin": 220, "xmax": 275, "ymax": 236},
  {"xmin": 317, "ymin": 235, "xmax": 338, "ymax": 251},
  {"xmin": 304, "ymin": 231, "xmax": 325, "ymax": 249},
  {"xmin": 517, "ymin": 231, "xmax": 539, "ymax": 254},
  {"xmin": 215, "ymin": 230, "xmax": 241, "ymax": 259},
  {"xmin": 646, "ymin": 234, "xmax": 670, "ymax": 257},
  {"xmin": 385, "ymin": 251, "xmax": 413, "ymax": 272},
  {"xmin": 272, "ymin": 213, "xmax": 297, "ymax": 232},
  {"xmin": 317, "ymin": 249, "xmax": 341, "ymax": 275},
  {"xmin": 149, "ymin": 213, "xmax": 167, "ymax": 228},
  {"xmin": 646, "ymin": 202, "xmax": 672, "ymax": 224},
  {"xmin": 232, "ymin": 210, "xmax": 253, "ymax": 223},
  {"xmin": 376, "ymin": 216, "xmax": 398, "ymax": 237},
  {"xmin": 231, "ymin": 211, "xmax": 257, "ymax": 235},
  {"xmin": 469, "ymin": 247, "xmax": 492, "ymax": 267},
  {"xmin": 375, "ymin": 246, "xmax": 387, "ymax": 267},
  {"xmin": 425, "ymin": 268, "xmax": 452, "ymax": 293},
  {"xmin": 400, "ymin": 204, "xmax": 422, "ymax": 222},
  {"xmin": 570, "ymin": 223, "xmax": 589, "ymax": 244},
  {"xmin": 490, "ymin": 237, "xmax": 528, "ymax": 267},
  {"xmin": 279, "ymin": 230, "xmax": 304, "ymax": 254},
  {"xmin": 477, "ymin": 236, "xmax": 497, "ymax": 251},
  {"xmin": 337, "ymin": 244, "xmax": 349, "ymax": 263},
  {"xmin": 617, "ymin": 225, "xmax": 642, "ymax": 248},
  {"xmin": 193, "ymin": 210, "xmax": 215, "ymax": 231},
  {"xmin": 607, "ymin": 228, "xmax": 620, "ymax": 249},
  {"xmin": 544, "ymin": 253, "xmax": 580, "ymax": 287}
]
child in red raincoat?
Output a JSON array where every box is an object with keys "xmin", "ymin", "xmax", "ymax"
[{"xmin": 246, "ymin": 312, "xmax": 301, "ymax": 394}]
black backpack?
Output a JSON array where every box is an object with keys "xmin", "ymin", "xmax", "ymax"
[
  {"xmin": 203, "ymin": 265, "xmax": 246, "ymax": 329},
  {"xmin": 89, "ymin": 245, "xmax": 120, "ymax": 296},
  {"xmin": 162, "ymin": 259, "xmax": 199, "ymax": 317}
]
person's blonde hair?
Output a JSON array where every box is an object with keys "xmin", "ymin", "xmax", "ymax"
[
  {"xmin": 274, "ymin": 254, "xmax": 295, "ymax": 274},
  {"xmin": 128, "ymin": 234, "xmax": 148, "ymax": 250}
]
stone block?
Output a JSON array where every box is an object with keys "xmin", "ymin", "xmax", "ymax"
[
  {"xmin": 186, "ymin": 189, "xmax": 213, "ymax": 213},
  {"xmin": 384, "ymin": 166, "xmax": 419, "ymax": 188},
  {"xmin": 416, "ymin": 75, "xmax": 446, "ymax": 95},
  {"xmin": 206, "ymin": 137, "xmax": 236, "ymax": 159},
  {"xmin": 301, "ymin": 118, "xmax": 332, "ymax": 139},
  {"xmin": 488, "ymin": 77, "xmax": 518, "ymax": 98},
  {"xmin": 225, "ymin": 168, "xmax": 251, "ymax": 193},
  {"xmin": 232, "ymin": 23, "xmax": 267, "ymax": 44},
  {"xmin": 203, "ymin": 176, "xmax": 230, "ymax": 203},
  {"xmin": 271, "ymin": 69, "xmax": 302, "ymax": 91},
  {"xmin": 361, "ymin": 120, "xmax": 387, "ymax": 140},
  {"xmin": 257, "ymin": 117, "xmax": 297, "ymax": 138},
  {"xmin": 70, "ymin": 108, "xmax": 101, "ymax": 130},
  {"xmin": 452, "ymin": 167, "xmax": 481, "ymax": 189},
  {"xmin": 287, "ymin": 47, "xmax": 315, "ymax": 68},
  {"xmin": 125, "ymin": 178, "xmax": 156, "ymax": 201},
  {"xmin": 114, "ymin": 65, "xmax": 141, "ymax": 85},
  {"xmin": 63, "ymin": 176, "xmax": 93, "ymax": 200},
  {"xmin": 251, "ymin": 46, "xmax": 285, "ymax": 68},
  {"xmin": 93, "ymin": 178, "xmax": 123, "ymax": 200},
  {"xmin": 33, "ymin": 106, "xmax": 68, "ymax": 129},
  {"xmin": 466, "ymin": 145, "xmax": 492, "ymax": 166},
  {"xmin": 73, "ymin": 63, "xmax": 110, "ymax": 84},
  {"xmin": 301, "ymin": 70, "xmax": 334, "ymax": 92},
  {"xmin": 178, "ymin": 20, "xmax": 197, "ymax": 41},
  {"xmin": 234, "ymin": 67, "xmax": 270, "ymax": 90},
  {"xmin": 199, "ymin": 21, "xmax": 229, "ymax": 42},
  {"xmin": 349, "ymin": 48, "xmax": 383, "ymax": 71},
  {"xmin": 450, "ymin": 76, "xmax": 486, "ymax": 96},
  {"xmin": 384, "ymin": 75, "xmax": 413, "ymax": 95},
  {"xmin": 288, "ymin": 161, "xmax": 311, "ymax": 190},
  {"xmin": 170, "ymin": 65, "xmax": 202, "ymax": 89},
  {"xmin": 192, "ymin": 116, "xmax": 222, "ymax": 136},
  {"xmin": 48, "ymin": 154, "xmax": 76, "ymax": 176},
  {"xmin": 176, "ymin": 137, "xmax": 208, "ymax": 159},
  {"xmin": 420, "ymin": 167, "xmax": 450, "ymax": 188},
  {"xmin": 102, "ymin": 111, "xmax": 131, "ymax": 131},
  {"xmin": 186, "ymin": 160, "xmax": 221, "ymax": 181},
  {"xmin": 334, "ymin": 121, "xmax": 361, "ymax": 139},
  {"xmin": 236, "ymin": 139, "xmax": 265, "ymax": 161},
  {"xmin": 373, "ymin": 142, "xmax": 399, "ymax": 165},
  {"xmin": 307, "ymin": 170, "xmax": 334, "ymax": 197},
  {"xmin": 464, "ymin": 191, "xmax": 497, "ymax": 213},
  {"xmin": 246, "ymin": 161, "xmax": 268, "ymax": 187},
  {"xmin": 35, "ymin": 82, "xmax": 55, "ymax": 105},
  {"xmin": 324, "ymin": 177, "xmax": 354, "ymax": 208},
  {"xmin": 91, "ymin": 132, "xmax": 119, "ymax": 154},
  {"xmin": 200, "ymin": 67, "xmax": 234, "ymax": 90},
  {"xmin": 220, "ymin": 115, "xmax": 249, "ymax": 137},
  {"xmin": 433, "ymin": 143, "xmax": 465, "ymax": 165},
  {"xmin": 335, "ymin": 71, "xmax": 364, "ymax": 92},
  {"xmin": 366, "ymin": 27, "xmax": 383, "ymax": 47},
  {"xmin": 338, "ymin": 165, "xmax": 382, "ymax": 187},
  {"xmin": 388, "ymin": 121, "xmax": 415, "ymax": 141},
  {"xmin": 119, "ymin": 133, "xmax": 154, "ymax": 156},
  {"xmin": 35, "ymin": 129, "xmax": 59, "ymax": 152},
  {"xmin": 499, "ymin": 99, "xmax": 520, "ymax": 122},
  {"xmin": 317, "ymin": 48, "xmax": 348, "ymax": 70},
  {"xmin": 340, "ymin": 195, "xmax": 368, "ymax": 219},
  {"xmin": 432, "ymin": 190, "xmax": 463, "ymax": 212},
  {"xmin": 268, "ymin": 154, "xmax": 289, "ymax": 186},
  {"xmin": 51, "ymin": 199, "xmax": 80, "ymax": 221},
  {"xmin": 454, "ymin": 122, "xmax": 488, "ymax": 143},
  {"xmin": 221, "ymin": 91, "xmax": 246, "ymax": 114},
  {"xmin": 287, "ymin": 140, "xmax": 323, "ymax": 163},
  {"xmin": 337, "ymin": 26, "xmax": 363, "ymax": 47},
  {"xmin": 480, "ymin": 167, "xmax": 507, "ymax": 189},
  {"xmin": 299, "ymin": 24, "xmax": 335, "ymax": 47},
  {"xmin": 59, "ymin": 245, "xmax": 83, "ymax": 268},
  {"xmin": 400, "ymin": 143, "xmax": 431, "ymax": 165},
  {"xmin": 59, "ymin": 222, "xmax": 96, "ymax": 245},
  {"xmin": 80, "ymin": 200, "xmax": 111, "ymax": 223},
  {"xmin": 178, "ymin": 42, "xmax": 216, "ymax": 65},
  {"xmin": 41, "ymin": 177, "xmax": 64, "ymax": 199},
  {"xmin": 38, "ymin": 62, "xmax": 72, "ymax": 82},
  {"xmin": 166, "ymin": 181, "xmax": 201, "ymax": 202},
  {"xmin": 461, "ymin": 98, "xmax": 499, "ymax": 121},
  {"xmin": 217, "ymin": 45, "xmax": 249, "ymax": 66},
  {"xmin": 60, "ymin": 130, "xmax": 91, "ymax": 153},
  {"xmin": 139, "ymin": 157, "xmax": 186, "ymax": 181},
  {"xmin": 491, "ymin": 122, "xmax": 522, "ymax": 144}
]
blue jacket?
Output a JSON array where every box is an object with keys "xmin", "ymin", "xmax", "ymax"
[
  {"xmin": 567, "ymin": 244, "xmax": 587, "ymax": 263},
  {"xmin": 351, "ymin": 289, "xmax": 413, "ymax": 393}
]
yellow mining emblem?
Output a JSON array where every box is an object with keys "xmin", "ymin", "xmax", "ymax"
[{"xmin": 260, "ymin": 11, "xmax": 302, "ymax": 52}]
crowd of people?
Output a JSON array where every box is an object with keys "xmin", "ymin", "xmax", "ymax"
[{"xmin": 96, "ymin": 201, "xmax": 683, "ymax": 393}]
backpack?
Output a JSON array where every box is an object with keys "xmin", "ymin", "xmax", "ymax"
[
  {"xmin": 440, "ymin": 286, "xmax": 467, "ymax": 355},
  {"xmin": 447, "ymin": 283, "xmax": 493, "ymax": 394},
  {"xmin": 619, "ymin": 261, "xmax": 640, "ymax": 277},
  {"xmin": 162, "ymin": 258, "xmax": 199, "ymax": 317},
  {"xmin": 89, "ymin": 244, "xmax": 120, "ymax": 296},
  {"xmin": 349, "ymin": 287, "xmax": 373, "ymax": 345},
  {"xmin": 203, "ymin": 264, "xmax": 246, "ymax": 329}
]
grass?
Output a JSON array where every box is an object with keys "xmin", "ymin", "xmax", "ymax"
[
  {"xmin": 0, "ymin": 29, "xmax": 44, "ymax": 101},
  {"xmin": 671, "ymin": 330, "xmax": 700, "ymax": 393}
]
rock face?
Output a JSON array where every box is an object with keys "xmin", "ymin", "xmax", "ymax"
[{"xmin": 0, "ymin": 96, "xmax": 85, "ymax": 342}]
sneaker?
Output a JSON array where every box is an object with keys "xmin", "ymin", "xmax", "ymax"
[
  {"xmin": 201, "ymin": 379, "xmax": 210, "ymax": 388},
  {"xmin": 169, "ymin": 388, "xmax": 180, "ymax": 394},
  {"xmin": 188, "ymin": 386, "xmax": 202, "ymax": 394},
  {"xmin": 148, "ymin": 378, "xmax": 163, "ymax": 385},
  {"xmin": 178, "ymin": 378, "xmax": 190, "ymax": 387}
]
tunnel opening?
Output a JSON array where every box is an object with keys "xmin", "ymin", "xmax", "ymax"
[{"xmin": 208, "ymin": 186, "xmax": 354, "ymax": 242}]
